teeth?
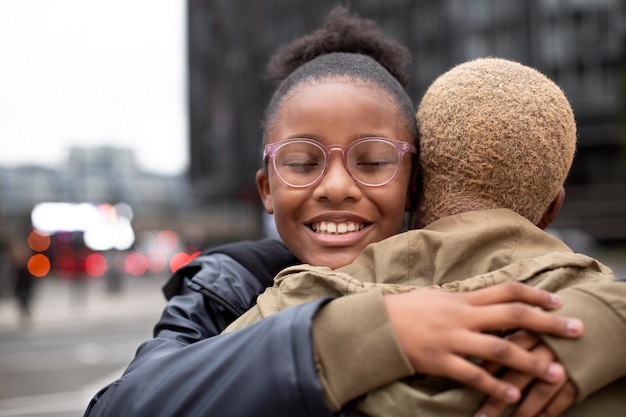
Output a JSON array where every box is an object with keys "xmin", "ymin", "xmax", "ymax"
[{"xmin": 311, "ymin": 221, "xmax": 365, "ymax": 235}]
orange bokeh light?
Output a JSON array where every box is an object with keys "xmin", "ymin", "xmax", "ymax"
[
  {"xmin": 27, "ymin": 230, "xmax": 51, "ymax": 252},
  {"xmin": 27, "ymin": 254, "xmax": 51, "ymax": 277}
]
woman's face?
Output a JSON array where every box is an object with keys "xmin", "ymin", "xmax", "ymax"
[{"xmin": 256, "ymin": 81, "xmax": 414, "ymax": 269}]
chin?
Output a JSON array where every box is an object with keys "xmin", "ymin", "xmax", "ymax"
[{"xmin": 316, "ymin": 252, "xmax": 359, "ymax": 270}]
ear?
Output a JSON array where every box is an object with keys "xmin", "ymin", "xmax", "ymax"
[
  {"xmin": 537, "ymin": 187, "xmax": 565, "ymax": 230},
  {"xmin": 256, "ymin": 169, "xmax": 274, "ymax": 214}
]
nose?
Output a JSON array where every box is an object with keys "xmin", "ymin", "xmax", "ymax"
[{"xmin": 311, "ymin": 152, "xmax": 362, "ymax": 203}]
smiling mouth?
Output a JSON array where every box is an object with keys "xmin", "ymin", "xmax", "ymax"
[{"xmin": 309, "ymin": 221, "xmax": 367, "ymax": 235}]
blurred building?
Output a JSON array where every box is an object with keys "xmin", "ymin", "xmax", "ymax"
[
  {"xmin": 0, "ymin": 144, "xmax": 261, "ymax": 253},
  {"xmin": 187, "ymin": 0, "xmax": 626, "ymax": 243},
  {"xmin": 0, "ymin": 146, "xmax": 189, "ymax": 246},
  {"xmin": 0, "ymin": 146, "xmax": 189, "ymax": 224},
  {"xmin": 0, "ymin": 147, "xmax": 181, "ymax": 286}
]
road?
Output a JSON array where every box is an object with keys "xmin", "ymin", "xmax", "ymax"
[{"xmin": 0, "ymin": 275, "xmax": 166, "ymax": 417}]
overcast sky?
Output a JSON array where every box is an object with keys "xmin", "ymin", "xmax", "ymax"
[{"xmin": 0, "ymin": 0, "xmax": 188, "ymax": 175}]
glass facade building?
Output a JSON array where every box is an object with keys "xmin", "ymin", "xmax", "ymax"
[{"xmin": 187, "ymin": 0, "xmax": 626, "ymax": 241}]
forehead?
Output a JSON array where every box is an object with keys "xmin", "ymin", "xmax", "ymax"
[{"xmin": 267, "ymin": 80, "xmax": 408, "ymax": 143}]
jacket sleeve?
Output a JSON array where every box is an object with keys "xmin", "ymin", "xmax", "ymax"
[
  {"xmin": 83, "ymin": 245, "xmax": 337, "ymax": 417},
  {"xmin": 541, "ymin": 280, "xmax": 626, "ymax": 401},
  {"xmin": 84, "ymin": 286, "xmax": 336, "ymax": 417}
]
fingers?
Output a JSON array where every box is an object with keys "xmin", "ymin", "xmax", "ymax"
[
  {"xmin": 475, "ymin": 343, "xmax": 576, "ymax": 417},
  {"xmin": 463, "ymin": 283, "xmax": 584, "ymax": 338},
  {"xmin": 510, "ymin": 345, "xmax": 574, "ymax": 417},
  {"xmin": 465, "ymin": 282, "xmax": 562, "ymax": 310},
  {"xmin": 482, "ymin": 330, "xmax": 541, "ymax": 376},
  {"xmin": 540, "ymin": 382, "xmax": 577, "ymax": 417},
  {"xmin": 466, "ymin": 301, "xmax": 583, "ymax": 339},
  {"xmin": 458, "ymin": 332, "xmax": 565, "ymax": 384},
  {"xmin": 506, "ymin": 330, "xmax": 542, "ymax": 349},
  {"xmin": 384, "ymin": 287, "xmax": 582, "ymax": 410},
  {"xmin": 440, "ymin": 355, "xmax": 522, "ymax": 404},
  {"xmin": 512, "ymin": 380, "xmax": 565, "ymax": 417},
  {"xmin": 476, "ymin": 366, "xmax": 537, "ymax": 417}
]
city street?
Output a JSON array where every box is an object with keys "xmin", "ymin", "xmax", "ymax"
[
  {"xmin": 0, "ymin": 274, "xmax": 166, "ymax": 417},
  {"xmin": 0, "ymin": 251, "xmax": 623, "ymax": 417}
]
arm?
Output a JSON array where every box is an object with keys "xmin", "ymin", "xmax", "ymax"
[
  {"xmin": 252, "ymin": 264, "xmax": 584, "ymax": 409},
  {"xmin": 84, "ymin": 279, "xmax": 335, "ymax": 417},
  {"xmin": 85, "ymin": 240, "xmax": 337, "ymax": 417}
]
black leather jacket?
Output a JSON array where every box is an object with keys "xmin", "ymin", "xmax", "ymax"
[{"xmin": 84, "ymin": 239, "xmax": 338, "ymax": 417}]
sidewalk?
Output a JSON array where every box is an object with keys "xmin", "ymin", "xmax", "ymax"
[{"xmin": 0, "ymin": 274, "xmax": 167, "ymax": 334}]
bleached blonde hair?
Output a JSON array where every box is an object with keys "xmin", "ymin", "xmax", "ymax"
[{"xmin": 416, "ymin": 57, "xmax": 576, "ymax": 227}]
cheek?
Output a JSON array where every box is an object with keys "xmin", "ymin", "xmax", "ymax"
[
  {"xmin": 268, "ymin": 183, "xmax": 308, "ymax": 225},
  {"xmin": 387, "ymin": 171, "xmax": 412, "ymax": 211},
  {"xmin": 370, "ymin": 186, "xmax": 406, "ymax": 215},
  {"xmin": 373, "ymin": 178, "xmax": 411, "ymax": 228}
]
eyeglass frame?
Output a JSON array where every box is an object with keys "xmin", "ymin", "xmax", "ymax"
[{"xmin": 262, "ymin": 137, "xmax": 417, "ymax": 188}]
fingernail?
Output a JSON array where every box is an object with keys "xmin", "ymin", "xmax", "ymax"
[
  {"xmin": 549, "ymin": 293, "xmax": 561, "ymax": 307},
  {"xmin": 566, "ymin": 319, "xmax": 583, "ymax": 335},
  {"xmin": 546, "ymin": 363, "xmax": 563, "ymax": 382},
  {"xmin": 504, "ymin": 387, "xmax": 519, "ymax": 402}
]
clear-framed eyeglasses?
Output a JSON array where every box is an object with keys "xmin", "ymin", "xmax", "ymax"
[{"xmin": 263, "ymin": 137, "xmax": 417, "ymax": 188}]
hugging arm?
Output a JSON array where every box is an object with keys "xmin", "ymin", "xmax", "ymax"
[
  {"xmin": 85, "ymin": 290, "xmax": 334, "ymax": 417},
  {"xmin": 83, "ymin": 241, "xmax": 337, "ymax": 417},
  {"xmin": 266, "ymin": 264, "xmax": 584, "ymax": 409}
]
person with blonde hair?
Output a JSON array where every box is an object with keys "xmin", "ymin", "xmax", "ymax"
[{"xmin": 226, "ymin": 57, "xmax": 626, "ymax": 417}]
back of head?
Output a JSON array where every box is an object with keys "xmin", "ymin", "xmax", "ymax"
[
  {"xmin": 262, "ymin": 6, "xmax": 416, "ymax": 141},
  {"xmin": 416, "ymin": 57, "xmax": 576, "ymax": 227}
]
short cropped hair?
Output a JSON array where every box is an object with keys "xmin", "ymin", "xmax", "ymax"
[{"xmin": 416, "ymin": 57, "xmax": 577, "ymax": 227}]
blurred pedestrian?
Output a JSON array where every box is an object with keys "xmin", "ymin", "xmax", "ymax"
[{"xmin": 10, "ymin": 240, "xmax": 36, "ymax": 327}]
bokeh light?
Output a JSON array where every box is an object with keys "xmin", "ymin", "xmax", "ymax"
[
  {"xmin": 27, "ymin": 230, "xmax": 51, "ymax": 252},
  {"xmin": 85, "ymin": 253, "xmax": 108, "ymax": 277},
  {"xmin": 156, "ymin": 230, "xmax": 179, "ymax": 252},
  {"xmin": 125, "ymin": 252, "xmax": 148, "ymax": 276},
  {"xmin": 147, "ymin": 250, "xmax": 168, "ymax": 273},
  {"xmin": 170, "ymin": 251, "xmax": 201, "ymax": 273},
  {"xmin": 31, "ymin": 202, "xmax": 135, "ymax": 251},
  {"xmin": 27, "ymin": 253, "xmax": 51, "ymax": 277}
]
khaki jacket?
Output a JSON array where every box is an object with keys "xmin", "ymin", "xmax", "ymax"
[{"xmin": 226, "ymin": 209, "xmax": 626, "ymax": 416}]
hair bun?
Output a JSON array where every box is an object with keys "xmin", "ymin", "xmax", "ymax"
[{"xmin": 266, "ymin": 6, "xmax": 411, "ymax": 87}]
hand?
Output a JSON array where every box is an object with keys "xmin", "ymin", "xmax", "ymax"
[
  {"xmin": 383, "ymin": 282, "xmax": 583, "ymax": 404},
  {"xmin": 476, "ymin": 331, "xmax": 577, "ymax": 417}
]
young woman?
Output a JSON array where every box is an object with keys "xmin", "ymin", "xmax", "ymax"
[{"xmin": 83, "ymin": 8, "xmax": 581, "ymax": 417}]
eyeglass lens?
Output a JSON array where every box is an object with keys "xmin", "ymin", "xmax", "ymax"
[{"xmin": 273, "ymin": 139, "xmax": 401, "ymax": 187}]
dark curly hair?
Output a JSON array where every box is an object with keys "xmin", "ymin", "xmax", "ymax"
[
  {"xmin": 266, "ymin": 6, "xmax": 411, "ymax": 87},
  {"xmin": 262, "ymin": 6, "xmax": 416, "ymax": 142}
]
